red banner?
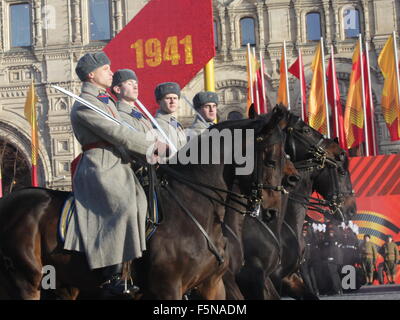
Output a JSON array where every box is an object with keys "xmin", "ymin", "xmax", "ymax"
[
  {"xmin": 104, "ymin": 0, "xmax": 215, "ymax": 114},
  {"xmin": 308, "ymin": 155, "xmax": 400, "ymax": 283}
]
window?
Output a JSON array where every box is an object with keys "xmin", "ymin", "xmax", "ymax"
[
  {"xmin": 240, "ymin": 17, "xmax": 256, "ymax": 47},
  {"xmin": 214, "ymin": 20, "xmax": 219, "ymax": 49},
  {"xmin": 344, "ymin": 8, "xmax": 360, "ymax": 38},
  {"xmin": 89, "ymin": 0, "xmax": 111, "ymax": 41},
  {"xmin": 10, "ymin": 3, "xmax": 32, "ymax": 47},
  {"xmin": 306, "ymin": 12, "xmax": 322, "ymax": 41}
]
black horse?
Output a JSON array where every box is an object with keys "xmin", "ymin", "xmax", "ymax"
[
  {"xmin": 222, "ymin": 105, "xmax": 356, "ymax": 300},
  {"xmin": 268, "ymin": 105, "xmax": 357, "ymax": 300},
  {"xmin": 0, "ymin": 109, "xmax": 287, "ymax": 299}
]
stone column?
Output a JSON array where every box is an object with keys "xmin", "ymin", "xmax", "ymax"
[
  {"xmin": 113, "ymin": 0, "xmax": 123, "ymax": 36},
  {"xmin": 294, "ymin": 7, "xmax": 302, "ymax": 45},
  {"xmin": 322, "ymin": 0, "xmax": 332, "ymax": 44},
  {"xmin": 33, "ymin": 0, "xmax": 43, "ymax": 46},
  {"xmin": 256, "ymin": 1, "xmax": 265, "ymax": 49},
  {"xmin": 71, "ymin": 0, "xmax": 81, "ymax": 43},
  {"xmin": 362, "ymin": 0, "xmax": 371, "ymax": 41},
  {"xmin": 228, "ymin": 9, "xmax": 236, "ymax": 51},
  {"xmin": 218, "ymin": 6, "xmax": 228, "ymax": 60},
  {"xmin": 332, "ymin": 2, "xmax": 340, "ymax": 43}
]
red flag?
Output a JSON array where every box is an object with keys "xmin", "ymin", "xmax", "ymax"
[
  {"xmin": 288, "ymin": 50, "xmax": 307, "ymax": 122},
  {"xmin": 326, "ymin": 51, "xmax": 347, "ymax": 150},
  {"xmin": 104, "ymin": 0, "xmax": 215, "ymax": 114},
  {"xmin": 363, "ymin": 52, "xmax": 378, "ymax": 155}
]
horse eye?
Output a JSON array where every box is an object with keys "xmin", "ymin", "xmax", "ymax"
[
  {"xmin": 303, "ymin": 127, "xmax": 311, "ymax": 134},
  {"xmin": 336, "ymin": 152, "xmax": 345, "ymax": 162},
  {"xmin": 265, "ymin": 159, "xmax": 276, "ymax": 168}
]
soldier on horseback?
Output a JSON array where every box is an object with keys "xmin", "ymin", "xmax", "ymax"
[
  {"xmin": 64, "ymin": 52, "xmax": 163, "ymax": 295},
  {"xmin": 154, "ymin": 82, "xmax": 187, "ymax": 149},
  {"xmin": 188, "ymin": 91, "xmax": 219, "ymax": 137}
]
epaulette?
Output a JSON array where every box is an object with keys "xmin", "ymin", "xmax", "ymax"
[
  {"xmin": 130, "ymin": 109, "xmax": 144, "ymax": 119},
  {"xmin": 97, "ymin": 94, "xmax": 109, "ymax": 104}
]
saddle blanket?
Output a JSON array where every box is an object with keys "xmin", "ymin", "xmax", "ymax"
[{"xmin": 58, "ymin": 193, "xmax": 159, "ymax": 244}]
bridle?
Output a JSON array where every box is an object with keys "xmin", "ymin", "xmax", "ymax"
[
  {"xmin": 155, "ymin": 126, "xmax": 288, "ymax": 262},
  {"xmin": 285, "ymin": 117, "xmax": 354, "ymax": 221}
]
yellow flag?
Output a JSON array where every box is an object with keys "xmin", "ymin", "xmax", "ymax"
[
  {"xmin": 344, "ymin": 41, "xmax": 365, "ymax": 148},
  {"xmin": 277, "ymin": 47, "xmax": 288, "ymax": 107},
  {"xmin": 246, "ymin": 49, "xmax": 259, "ymax": 111},
  {"xmin": 308, "ymin": 43, "xmax": 327, "ymax": 134},
  {"xmin": 378, "ymin": 35, "xmax": 400, "ymax": 140},
  {"xmin": 24, "ymin": 81, "xmax": 39, "ymax": 166}
]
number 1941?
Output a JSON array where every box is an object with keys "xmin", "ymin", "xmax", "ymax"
[{"xmin": 131, "ymin": 35, "xmax": 193, "ymax": 68}]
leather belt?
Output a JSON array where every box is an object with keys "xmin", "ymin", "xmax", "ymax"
[{"xmin": 82, "ymin": 141, "xmax": 112, "ymax": 152}]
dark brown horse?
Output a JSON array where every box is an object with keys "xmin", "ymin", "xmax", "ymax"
[
  {"xmin": 268, "ymin": 106, "xmax": 357, "ymax": 299},
  {"xmin": 0, "ymin": 109, "xmax": 286, "ymax": 300}
]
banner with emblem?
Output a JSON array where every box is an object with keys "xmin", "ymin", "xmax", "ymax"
[
  {"xmin": 308, "ymin": 154, "xmax": 400, "ymax": 283},
  {"xmin": 104, "ymin": 0, "xmax": 215, "ymax": 114}
]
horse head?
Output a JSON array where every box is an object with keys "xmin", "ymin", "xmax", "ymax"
[
  {"xmin": 270, "ymin": 104, "xmax": 356, "ymax": 223},
  {"xmin": 238, "ymin": 107, "xmax": 297, "ymax": 224}
]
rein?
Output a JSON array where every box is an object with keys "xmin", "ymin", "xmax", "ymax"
[{"xmin": 155, "ymin": 132, "xmax": 287, "ymax": 264}]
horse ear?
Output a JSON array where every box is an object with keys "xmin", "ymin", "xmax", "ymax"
[
  {"xmin": 263, "ymin": 104, "xmax": 285, "ymax": 134},
  {"xmin": 333, "ymin": 137, "xmax": 339, "ymax": 144},
  {"xmin": 248, "ymin": 103, "xmax": 256, "ymax": 119},
  {"xmin": 272, "ymin": 103, "xmax": 289, "ymax": 129}
]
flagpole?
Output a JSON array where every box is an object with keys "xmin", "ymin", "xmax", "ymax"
[
  {"xmin": 284, "ymin": 40, "xmax": 291, "ymax": 110},
  {"xmin": 393, "ymin": 31, "xmax": 400, "ymax": 118},
  {"xmin": 31, "ymin": 80, "xmax": 38, "ymax": 187},
  {"xmin": 331, "ymin": 45, "xmax": 340, "ymax": 139},
  {"xmin": 247, "ymin": 43, "xmax": 255, "ymax": 106},
  {"xmin": 298, "ymin": 48, "xmax": 305, "ymax": 121},
  {"xmin": 259, "ymin": 49, "xmax": 267, "ymax": 113},
  {"xmin": 320, "ymin": 38, "xmax": 331, "ymax": 138},
  {"xmin": 359, "ymin": 34, "xmax": 370, "ymax": 156},
  {"xmin": 253, "ymin": 47, "xmax": 261, "ymax": 114},
  {"xmin": 365, "ymin": 40, "xmax": 377, "ymax": 156}
]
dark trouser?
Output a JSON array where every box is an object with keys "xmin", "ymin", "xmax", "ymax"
[
  {"xmin": 384, "ymin": 260, "xmax": 397, "ymax": 277},
  {"xmin": 326, "ymin": 262, "xmax": 342, "ymax": 294},
  {"xmin": 300, "ymin": 262, "xmax": 319, "ymax": 295},
  {"xmin": 362, "ymin": 258, "xmax": 374, "ymax": 281}
]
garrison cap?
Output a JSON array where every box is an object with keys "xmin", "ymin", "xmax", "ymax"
[
  {"xmin": 193, "ymin": 91, "xmax": 219, "ymax": 109},
  {"xmin": 75, "ymin": 52, "xmax": 110, "ymax": 81},
  {"xmin": 112, "ymin": 69, "xmax": 138, "ymax": 88},
  {"xmin": 155, "ymin": 82, "xmax": 181, "ymax": 101}
]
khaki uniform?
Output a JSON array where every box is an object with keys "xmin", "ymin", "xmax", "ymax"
[
  {"xmin": 360, "ymin": 241, "xmax": 378, "ymax": 282},
  {"xmin": 64, "ymin": 82, "xmax": 155, "ymax": 269},
  {"xmin": 382, "ymin": 242, "xmax": 399, "ymax": 277},
  {"xmin": 188, "ymin": 115, "xmax": 214, "ymax": 137},
  {"xmin": 154, "ymin": 109, "xmax": 187, "ymax": 149},
  {"xmin": 116, "ymin": 101, "xmax": 153, "ymax": 134}
]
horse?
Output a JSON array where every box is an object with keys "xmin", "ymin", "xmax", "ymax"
[
  {"xmin": 268, "ymin": 105, "xmax": 357, "ymax": 299},
  {"xmin": 221, "ymin": 104, "xmax": 356, "ymax": 300},
  {"xmin": 0, "ymin": 108, "xmax": 287, "ymax": 300},
  {"xmin": 221, "ymin": 115, "xmax": 299, "ymax": 300}
]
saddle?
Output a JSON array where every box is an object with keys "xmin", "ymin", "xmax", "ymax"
[{"xmin": 58, "ymin": 165, "xmax": 162, "ymax": 244}]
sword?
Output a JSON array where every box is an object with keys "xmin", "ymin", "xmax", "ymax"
[
  {"xmin": 51, "ymin": 85, "xmax": 138, "ymax": 132},
  {"xmin": 135, "ymin": 99, "xmax": 177, "ymax": 153}
]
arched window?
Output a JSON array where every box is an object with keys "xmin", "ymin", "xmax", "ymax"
[
  {"xmin": 214, "ymin": 20, "xmax": 219, "ymax": 49},
  {"xmin": 343, "ymin": 8, "xmax": 360, "ymax": 38},
  {"xmin": 306, "ymin": 12, "xmax": 322, "ymax": 41},
  {"xmin": 10, "ymin": 3, "xmax": 32, "ymax": 47},
  {"xmin": 89, "ymin": 0, "xmax": 111, "ymax": 41},
  {"xmin": 240, "ymin": 17, "xmax": 256, "ymax": 47}
]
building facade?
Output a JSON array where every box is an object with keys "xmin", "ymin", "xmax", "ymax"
[{"xmin": 0, "ymin": 0, "xmax": 399, "ymax": 191}]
